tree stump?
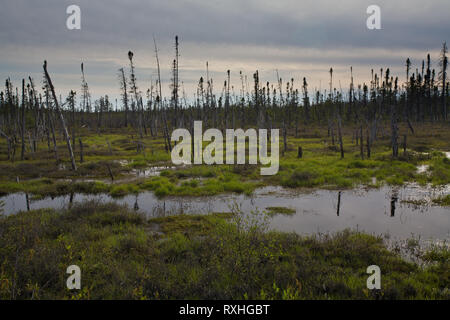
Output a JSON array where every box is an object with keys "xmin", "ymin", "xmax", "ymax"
[
  {"xmin": 403, "ymin": 135, "xmax": 407, "ymax": 155},
  {"xmin": 297, "ymin": 146, "xmax": 303, "ymax": 158}
]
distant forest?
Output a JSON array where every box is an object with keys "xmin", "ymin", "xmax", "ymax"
[{"xmin": 0, "ymin": 38, "xmax": 448, "ymax": 170}]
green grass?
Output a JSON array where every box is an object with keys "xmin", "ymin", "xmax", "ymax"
[
  {"xmin": 432, "ymin": 194, "xmax": 450, "ymax": 206},
  {"xmin": 265, "ymin": 206, "xmax": 296, "ymax": 216},
  {"xmin": 0, "ymin": 123, "xmax": 449, "ymax": 198},
  {"xmin": 0, "ymin": 179, "xmax": 110, "ymax": 198},
  {"xmin": 0, "ymin": 201, "xmax": 447, "ymax": 300}
]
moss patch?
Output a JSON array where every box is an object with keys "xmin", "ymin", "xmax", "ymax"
[
  {"xmin": 0, "ymin": 201, "xmax": 448, "ymax": 300},
  {"xmin": 265, "ymin": 206, "xmax": 296, "ymax": 216}
]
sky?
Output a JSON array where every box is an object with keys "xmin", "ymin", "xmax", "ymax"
[{"xmin": 0, "ymin": 0, "xmax": 448, "ymax": 105}]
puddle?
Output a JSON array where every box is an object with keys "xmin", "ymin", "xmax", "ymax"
[
  {"xmin": 114, "ymin": 159, "xmax": 184, "ymax": 179},
  {"xmin": 131, "ymin": 166, "xmax": 174, "ymax": 177},
  {"xmin": 1, "ymin": 184, "xmax": 449, "ymax": 241}
]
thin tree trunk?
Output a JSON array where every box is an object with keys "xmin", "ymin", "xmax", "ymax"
[
  {"xmin": 391, "ymin": 104, "xmax": 399, "ymax": 158},
  {"xmin": 21, "ymin": 79, "xmax": 25, "ymax": 160},
  {"xmin": 360, "ymin": 126, "xmax": 364, "ymax": 159},
  {"xmin": 338, "ymin": 115, "xmax": 344, "ymax": 158},
  {"xmin": 43, "ymin": 61, "xmax": 77, "ymax": 171},
  {"xmin": 79, "ymin": 138, "xmax": 84, "ymax": 163}
]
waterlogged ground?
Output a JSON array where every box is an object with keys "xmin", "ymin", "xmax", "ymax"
[
  {"xmin": 0, "ymin": 125, "xmax": 449, "ymax": 299},
  {"xmin": 0, "ymin": 125, "xmax": 449, "ymax": 241},
  {"xmin": 2, "ymin": 184, "xmax": 449, "ymax": 241}
]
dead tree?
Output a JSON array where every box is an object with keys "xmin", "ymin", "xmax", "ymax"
[
  {"xmin": 0, "ymin": 129, "xmax": 11, "ymax": 160},
  {"xmin": 21, "ymin": 79, "xmax": 25, "ymax": 160},
  {"xmin": 118, "ymin": 68, "xmax": 129, "ymax": 127},
  {"xmin": 439, "ymin": 42, "xmax": 448, "ymax": 120},
  {"xmin": 44, "ymin": 83, "xmax": 58, "ymax": 161},
  {"xmin": 43, "ymin": 61, "xmax": 77, "ymax": 171},
  {"xmin": 391, "ymin": 103, "xmax": 399, "ymax": 158},
  {"xmin": 360, "ymin": 126, "xmax": 364, "ymax": 159},
  {"xmin": 153, "ymin": 35, "xmax": 172, "ymax": 152},
  {"xmin": 28, "ymin": 77, "xmax": 40, "ymax": 153},
  {"xmin": 80, "ymin": 63, "xmax": 90, "ymax": 125},
  {"xmin": 297, "ymin": 146, "xmax": 303, "ymax": 158},
  {"xmin": 67, "ymin": 90, "xmax": 76, "ymax": 150},
  {"xmin": 128, "ymin": 51, "xmax": 143, "ymax": 138},
  {"xmin": 337, "ymin": 114, "xmax": 344, "ymax": 158},
  {"xmin": 171, "ymin": 36, "xmax": 180, "ymax": 127},
  {"xmin": 404, "ymin": 58, "xmax": 415, "ymax": 134},
  {"xmin": 79, "ymin": 138, "xmax": 84, "ymax": 163},
  {"xmin": 403, "ymin": 135, "xmax": 407, "ymax": 155}
]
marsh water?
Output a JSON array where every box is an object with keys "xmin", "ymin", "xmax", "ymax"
[{"xmin": 1, "ymin": 183, "xmax": 449, "ymax": 241}]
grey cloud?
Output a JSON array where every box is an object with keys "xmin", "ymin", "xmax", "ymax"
[{"xmin": 0, "ymin": 0, "xmax": 448, "ymax": 101}]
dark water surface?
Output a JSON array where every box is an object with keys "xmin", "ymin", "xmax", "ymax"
[{"xmin": 1, "ymin": 183, "xmax": 449, "ymax": 241}]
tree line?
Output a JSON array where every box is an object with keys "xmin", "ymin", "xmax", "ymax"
[{"xmin": 0, "ymin": 37, "xmax": 448, "ymax": 169}]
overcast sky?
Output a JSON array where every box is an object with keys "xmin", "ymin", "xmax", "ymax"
[{"xmin": 0, "ymin": 0, "xmax": 448, "ymax": 104}]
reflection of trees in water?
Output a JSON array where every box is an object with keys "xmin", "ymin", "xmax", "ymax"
[
  {"xmin": 69, "ymin": 192, "xmax": 74, "ymax": 209},
  {"xmin": 401, "ymin": 201, "xmax": 431, "ymax": 214},
  {"xmin": 148, "ymin": 198, "xmax": 220, "ymax": 217},
  {"xmin": 337, "ymin": 191, "xmax": 342, "ymax": 217},
  {"xmin": 25, "ymin": 193, "xmax": 30, "ymax": 211},
  {"xmin": 151, "ymin": 202, "xmax": 166, "ymax": 217},
  {"xmin": 331, "ymin": 191, "xmax": 342, "ymax": 217},
  {"xmin": 4, "ymin": 185, "xmax": 448, "ymax": 240},
  {"xmin": 390, "ymin": 190, "xmax": 398, "ymax": 217},
  {"xmin": 133, "ymin": 195, "xmax": 139, "ymax": 211}
]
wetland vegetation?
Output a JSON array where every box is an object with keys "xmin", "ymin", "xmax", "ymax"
[
  {"xmin": 0, "ymin": 38, "xmax": 448, "ymax": 299},
  {"xmin": 0, "ymin": 201, "xmax": 448, "ymax": 299}
]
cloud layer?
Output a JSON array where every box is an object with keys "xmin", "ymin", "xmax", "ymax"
[{"xmin": 0, "ymin": 0, "xmax": 448, "ymax": 102}]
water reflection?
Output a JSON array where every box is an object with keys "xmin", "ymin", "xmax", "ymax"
[
  {"xmin": 390, "ymin": 190, "xmax": 398, "ymax": 217},
  {"xmin": 2, "ymin": 184, "xmax": 449, "ymax": 240},
  {"xmin": 133, "ymin": 195, "xmax": 139, "ymax": 211},
  {"xmin": 336, "ymin": 191, "xmax": 342, "ymax": 217},
  {"xmin": 25, "ymin": 193, "xmax": 30, "ymax": 211},
  {"xmin": 69, "ymin": 192, "xmax": 74, "ymax": 208}
]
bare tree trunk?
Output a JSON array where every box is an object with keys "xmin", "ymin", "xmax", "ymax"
[
  {"xmin": 0, "ymin": 129, "xmax": 11, "ymax": 160},
  {"xmin": 403, "ymin": 135, "xmax": 407, "ymax": 156},
  {"xmin": 21, "ymin": 79, "xmax": 25, "ymax": 160},
  {"xmin": 336, "ymin": 191, "xmax": 341, "ymax": 216},
  {"xmin": 331, "ymin": 122, "xmax": 335, "ymax": 145},
  {"xmin": 162, "ymin": 106, "xmax": 172, "ymax": 152},
  {"xmin": 391, "ymin": 104, "xmax": 399, "ymax": 158},
  {"xmin": 29, "ymin": 77, "xmax": 40, "ymax": 153},
  {"xmin": 79, "ymin": 138, "xmax": 84, "ymax": 163},
  {"xmin": 119, "ymin": 68, "xmax": 129, "ymax": 127},
  {"xmin": 43, "ymin": 61, "xmax": 77, "ymax": 171},
  {"xmin": 297, "ymin": 146, "xmax": 303, "ymax": 158},
  {"xmin": 154, "ymin": 36, "xmax": 172, "ymax": 150},
  {"xmin": 337, "ymin": 115, "xmax": 344, "ymax": 158},
  {"xmin": 106, "ymin": 163, "xmax": 114, "ymax": 182},
  {"xmin": 360, "ymin": 125, "xmax": 364, "ymax": 159},
  {"xmin": 46, "ymin": 96, "xmax": 59, "ymax": 162}
]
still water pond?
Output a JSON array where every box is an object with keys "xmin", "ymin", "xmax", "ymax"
[{"xmin": 1, "ymin": 184, "xmax": 449, "ymax": 241}]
